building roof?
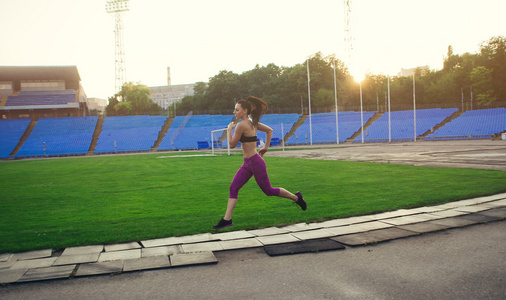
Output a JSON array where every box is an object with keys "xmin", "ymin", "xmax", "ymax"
[{"xmin": 0, "ymin": 66, "xmax": 81, "ymax": 82}]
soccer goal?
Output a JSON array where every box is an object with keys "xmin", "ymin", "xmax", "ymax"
[{"xmin": 211, "ymin": 128, "xmax": 231, "ymax": 156}]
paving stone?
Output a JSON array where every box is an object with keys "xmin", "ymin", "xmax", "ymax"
[
  {"xmin": 177, "ymin": 233, "xmax": 217, "ymax": 244},
  {"xmin": 365, "ymin": 227, "xmax": 419, "ymax": 241},
  {"xmin": 98, "ymin": 249, "xmax": 141, "ymax": 262},
  {"xmin": 212, "ymin": 230, "xmax": 256, "ymax": 241},
  {"xmin": 0, "ymin": 268, "xmax": 28, "ymax": 284},
  {"xmin": 431, "ymin": 217, "xmax": 476, "ymax": 228},
  {"xmin": 104, "ymin": 242, "xmax": 141, "ymax": 252},
  {"xmin": 398, "ymin": 221, "xmax": 449, "ymax": 233},
  {"xmin": 12, "ymin": 249, "xmax": 52, "ymax": 261},
  {"xmin": 325, "ymin": 221, "xmax": 393, "ymax": 236},
  {"xmin": 404, "ymin": 206, "xmax": 444, "ymax": 214},
  {"xmin": 141, "ymin": 237, "xmax": 179, "ymax": 248},
  {"xmin": 369, "ymin": 209, "xmax": 420, "ymax": 220},
  {"xmin": 219, "ymin": 238, "xmax": 264, "ymax": 251},
  {"xmin": 477, "ymin": 207, "xmax": 506, "ymax": 218},
  {"xmin": 75, "ymin": 260, "xmax": 124, "ymax": 277},
  {"xmin": 455, "ymin": 213, "xmax": 500, "ymax": 223},
  {"xmin": 0, "ymin": 253, "xmax": 12, "ymax": 262},
  {"xmin": 380, "ymin": 214, "xmax": 438, "ymax": 226},
  {"xmin": 264, "ymin": 239, "xmax": 345, "ymax": 256},
  {"xmin": 427, "ymin": 209, "xmax": 469, "ymax": 218},
  {"xmin": 123, "ymin": 256, "xmax": 170, "ymax": 272},
  {"xmin": 0, "ymin": 259, "xmax": 17, "ymax": 270},
  {"xmin": 170, "ymin": 252, "xmax": 217, "ymax": 267},
  {"xmin": 332, "ymin": 227, "xmax": 419, "ymax": 246},
  {"xmin": 454, "ymin": 205, "xmax": 495, "ymax": 213},
  {"xmin": 53, "ymin": 252, "xmax": 100, "ymax": 266},
  {"xmin": 290, "ymin": 229, "xmax": 336, "ymax": 241},
  {"xmin": 182, "ymin": 241, "xmax": 224, "ymax": 253},
  {"xmin": 142, "ymin": 245, "xmax": 183, "ymax": 258},
  {"xmin": 255, "ymin": 234, "xmax": 300, "ymax": 245},
  {"xmin": 247, "ymin": 227, "xmax": 290, "ymax": 236},
  {"xmin": 490, "ymin": 199, "xmax": 506, "ymax": 206},
  {"xmin": 487, "ymin": 199, "xmax": 506, "ymax": 207},
  {"xmin": 61, "ymin": 245, "xmax": 104, "ymax": 256},
  {"xmin": 318, "ymin": 218, "xmax": 358, "ymax": 228},
  {"xmin": 141, "ymin": 233, "xmax": 216, "ymax": 248},
  {"xmin": 18, "ymin": 265, "xmax": 76, "ymax": 282},
  {"xmin": 279, "ymin": 222, "xmax": 323, "ymax": 232},
  {"xmin": 10, "ymin": 257, "xmax": 58, "ymax": 269}
]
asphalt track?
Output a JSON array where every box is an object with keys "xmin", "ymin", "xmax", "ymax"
[{"xmin": 1, "ymin": 140, "xmax": 505, "ymax": 299}]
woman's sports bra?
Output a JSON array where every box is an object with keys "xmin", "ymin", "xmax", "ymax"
[{"xmin": 240, "ymin": 134, "xmax": 257, "ymax": 143}]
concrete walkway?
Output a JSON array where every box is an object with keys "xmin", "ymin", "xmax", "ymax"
[{"xmin": 1, "ymin": 192, "xmax": 504, "ymax": 285}]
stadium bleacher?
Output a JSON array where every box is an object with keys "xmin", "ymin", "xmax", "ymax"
[
  {"xmin": 5, "ymin": 90, "xmax": 76, "ymax": 106},
  {"xmin": 158, "ymin": 114, "xmax": 233, "ymax": 151},
  {"xmin": 286, "ymin": 111, "xmax": 376, "ymax": 145},
  {"xmin": 15, "ymin": 116, "xmax": 98, "ymax": 157},
  {"xmin": 94, "ymin": 115, "xmax": 167, "ymax": 154},
  {"xmin": 1, "ymin": 107, "xmax": 504, "ymax": 159},
  {"xmin": 354, "ymin": 108, "xmax": 458, "ymax": 142},
  {"xmin": 253, "ymin": 113, "xmax": 300, "ymax": 145},
  {"xmin": 0, "ymin": 118, "xmax": 31, "ymax": 158},
  {"xmin": 425, "ymin": 108, "xmax": 506, "ymax": 140}
]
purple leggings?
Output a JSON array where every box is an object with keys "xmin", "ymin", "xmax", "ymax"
[{"xmin": 229, "ymin": 154, "xmax": 281, "ymax": 199}]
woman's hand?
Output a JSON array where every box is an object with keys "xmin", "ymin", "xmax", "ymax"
[
  {"xmin": 227, "ymin": 122, "xmax": 236, "ymax": 131},
  {"xmin": 258, "ymin": 148, "xmax": 268, "ymax": 157}
]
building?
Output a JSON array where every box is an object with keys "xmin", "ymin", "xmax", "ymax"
[
  {"xmin": 86, "ymin": 97, "xmax": 108, "ymax": 115},
  {"xmin": 149, "ymin": 67, "xmax": 196, "ymax": 110},
  {"xmin": 0, "ymin": 66, "xmax": 88, "ymax": 119}
]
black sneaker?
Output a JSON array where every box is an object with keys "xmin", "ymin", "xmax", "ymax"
[
  {"xmin": 213, "ymin": 218, "xmax": 233, "ymax": 230},
  {"xmin": 295, "ymin": 191, "xmax": 307, "ymax": 211}
]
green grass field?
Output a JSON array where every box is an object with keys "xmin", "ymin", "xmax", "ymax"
[{"xmin": 1, "ymin": 152, "xmax": 505, "ymax": 253}]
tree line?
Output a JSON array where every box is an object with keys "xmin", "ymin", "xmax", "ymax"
[{"xmin": 106, "ymin": 36, "xmax": 505, "ymax": 116}]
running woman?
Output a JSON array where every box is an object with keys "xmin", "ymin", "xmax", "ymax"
[{"xmin": 213, "ymin": 96, "xmax": 306, "ymax": 230}]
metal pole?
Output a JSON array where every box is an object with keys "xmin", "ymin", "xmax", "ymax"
[
  {"xmin": 360, "ymin": 81, "xmax": 364, "ymax": 143},
  {"xmin": 461, "ymin": 88, "xmax": 464, "ymax": 112},
  {"xmin": 413, "ymin": 72, "xmax": 416, "ymax": 142},
  {"xmin": 388, "ymin": 76, "xmax": 391, "ymax": 143},
  {"xmin": 307, "ymin": 59, "xmax": 312, "ymax": 145},
  {"xmin": 281, "ymin": 123, "xmax": 285, "ymax": 152},
  {"xmin": 333, "ymin": 59, "xmax": 339, "ymax": 144},
  {"xmin": 470, "ymin": 86, "xmax": 473, "ymax": 110}
]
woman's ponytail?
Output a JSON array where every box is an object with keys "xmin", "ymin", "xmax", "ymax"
[{"xmin": 246, "ymin": 96, "xmax": 268, "ymax": 128}]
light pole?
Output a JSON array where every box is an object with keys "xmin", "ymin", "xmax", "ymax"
[
  {"xmin": 360, "ymin": 80, "xmax": 364, "ymax": 143},
  {"xmin": 333, "ymin": 59, "xmax": 339, "ymax": 144}
]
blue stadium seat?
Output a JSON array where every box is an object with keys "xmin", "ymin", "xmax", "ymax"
[
  {"xmin": 425, "ymin": 108, "xmax": 506, "ymax": 140},
  {"xmin": 287, "ymin": 111, "xmax": 376, "ymax": 145},
  {"xmin": 6, "ymin": 90, "xmax": 76, "ymax": 106},
  {"xmin": 0, "ymin": 119, "xmax": 32, "ymax": 158},
  {"xmin": 354, "ymin": 108, "xmax": 458, "ymax": 142},
  {"xmin": 94, "ymin": 116, "xmax": 167, "ymax": 154},
  {"xmin": 158, "ymin": 114, "xmax": 233, "ymax": 151},
  {"xmin": 15, "ymin": 116, "xmax": 98, "ymax": 157}
]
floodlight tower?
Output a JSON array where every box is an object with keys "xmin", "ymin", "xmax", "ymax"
[
  {"xmin": 343, "ymin": 0, "xmax": 353, "ymax": 70},
  {"xmin": 106, "ymin": 0, "xmax": 129, "ymax": 94}
]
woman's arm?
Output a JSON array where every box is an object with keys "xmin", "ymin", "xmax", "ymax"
[
  {"xmin": 256, "ymin": 122, "xmax": 273, "ymax": 156},
  {"xmin": 227, "ymin": 121, "xmax": 245, "ymax": 149}
]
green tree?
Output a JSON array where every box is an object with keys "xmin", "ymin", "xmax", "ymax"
[
  {"xmin": 471, "ymin": 66, "xmax": 496, "ymax": 105},
  {"xmin": 114, "ymin": 101, "xmax": 132, "ymax": 116},
  {"xmin": 107, "ymin": 82, "xmax": 162, "ymax": 115},
  {"xmin": 479, "ymin": 36, "xmax": 506, "ymax": 102},
  {"xmin": 313, "ymin": 89, "xmax": 335, "ymax": 107},
  {"xmin": 205, "ymin": 70, "xmax": 242, "ymax": 110}
]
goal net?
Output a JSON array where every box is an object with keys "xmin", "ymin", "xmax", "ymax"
[{"xmin": 211, "ymin": 128, "xmax": 231, "ymax": 156}]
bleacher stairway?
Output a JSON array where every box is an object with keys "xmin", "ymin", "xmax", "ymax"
[
  {"xmin": 9, "ymin": 119, "xmax": 38, "ymax": 156},
  {"xmin": 87, "ymin": 116, "xmax": 105, "ymax": 155}
]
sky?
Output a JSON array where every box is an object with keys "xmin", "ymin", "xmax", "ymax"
[{"xmin": 0, "ymin": 0, "xmax": 504, "ymax": 99}]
